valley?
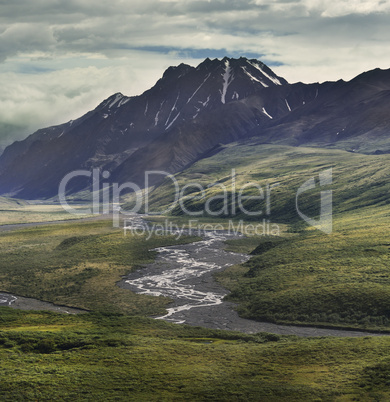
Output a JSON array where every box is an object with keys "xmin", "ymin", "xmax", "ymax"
[
  {"xmin": 1, "ymin": 57, "xmax": 390, "ymax": 400},
  {"xmin": 1, "ymin": 211, "xmax": 390, "ymax": 400}
]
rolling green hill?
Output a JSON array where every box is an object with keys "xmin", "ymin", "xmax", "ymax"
[
  {"xmin": 143, "ymin": 142, "xmax": 390, "ymax": 223},
  {"xmin": 217, "ymin": 205, "xmax": 390, "ymax": 330}
]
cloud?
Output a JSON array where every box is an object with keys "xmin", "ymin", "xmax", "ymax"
[
  {"xmin": 1, "ymin": 1, "xmax": 388, "ymax": 66},
  {"xmin": 301, "ymin": 0, "xmax": 390, "ymax": 17},
  {"xmin": 0, "ymin": 0, "xmax": 389, "ymax": 145}
]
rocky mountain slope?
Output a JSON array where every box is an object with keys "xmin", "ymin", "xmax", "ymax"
[{"xmin": 248, "ymin": 68, "xmax": 390, "ymax": 152}]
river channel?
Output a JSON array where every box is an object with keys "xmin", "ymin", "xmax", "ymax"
[{"xmin": 119, "ymin": 218, "xmax": 387, "ymax": 337}]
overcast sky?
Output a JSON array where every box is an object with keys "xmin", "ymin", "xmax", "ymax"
[{"xmin": 0, "ymin": 0, "xmax": 389, "ymax": 147}]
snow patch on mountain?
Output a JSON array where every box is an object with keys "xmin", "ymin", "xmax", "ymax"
[
  {"xmin": 118, "ymin": 97, "xmax": 130, "ymax": 107},
  {"xmin": 166, "ymin": 92, "xmax": 180, "ymax": 127},
  {"xmin": 166, "ymin": 112, "xmax": 180, "ymax": 130},
  {"xmin": 108, "ymin": 93, "xmax": 124, "ymax": 108},
  {"xmin": 187, "ymin": 74, "xmax": 211, "ymax": 104},
  {"xmin": 199, "ymin": 95, "xmax": 211, "ymax": 108},
  {"xmin": 262, "ymin": 107, "xmax": 273, "ymax": 119},
  {"xmin": 241, "ymin": 66, "xmax": 268, "ymax": 87},
  {"xmin": 248, "ymin": 61, "xmax": 282, "ymax": 85},
  {"xmin": 221, "ymin": 60, "xmax": 233, "ymax": 104},
  {"xmin": 154, "ymin": 111, "xmax": 160, "ymax": 126}
]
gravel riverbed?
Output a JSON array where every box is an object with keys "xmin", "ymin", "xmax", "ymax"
[{"xmin": 119, "ymin": 227, "xmax": 387, "ymax": 337}]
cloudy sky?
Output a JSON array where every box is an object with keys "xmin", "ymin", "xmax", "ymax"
[{"xmin": 0, "ymin": 0, "xmax": 389, "ymax": 147}]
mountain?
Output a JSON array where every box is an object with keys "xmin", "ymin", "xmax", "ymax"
[
  {"xmin": 0, "ymin": 57, "xmax": 390, "ymax": 199},
  {"xmin": 0, "ymin": 57, "xmax": 288, "ymax": 199},
  {"xmin": 247, "ymin": 68, "xmax": 390, "ymax": 152}
]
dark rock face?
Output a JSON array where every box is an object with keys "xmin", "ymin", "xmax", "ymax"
[
  {"xmin": 0, "ymin": 57, "xmax": 390, "ymax": 199},
  {"xmin": 0, "ymin": 57, "xmax": 287, "ymax": 198}
]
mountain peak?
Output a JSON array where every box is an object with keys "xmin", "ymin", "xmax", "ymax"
[
  {"xmin": 162, "ymin": 63, "xmax": 193, "ymax": 79},
  {"xmin": 192, "ymin": 57, "xmax": 287, "ymax": 86}
]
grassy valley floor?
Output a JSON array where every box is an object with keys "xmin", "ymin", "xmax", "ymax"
[
  {"xmin": 1, "ymin": 309, "xmax": 390, "ymax": 401},
  {"xmin": 1, "ymin": 215, "xmax": 390, "ymax": 400},
  {"xmin": 0, "ymin": 218, "xmax": 199, "ymax": 316},
  {"xmin": 0, "ymin": 200, "xmax": 95, "ymax": 226}
]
